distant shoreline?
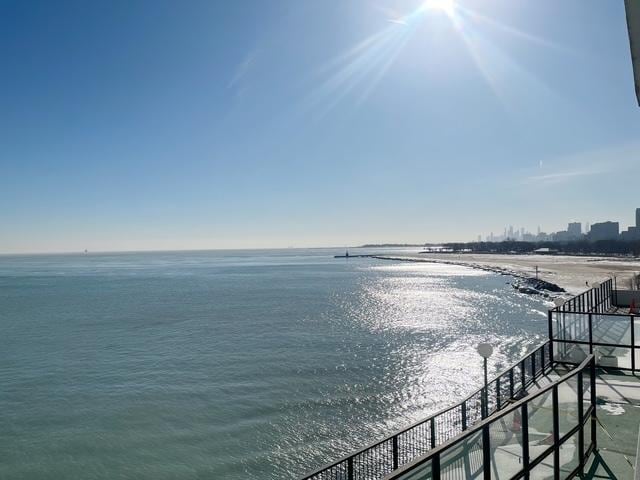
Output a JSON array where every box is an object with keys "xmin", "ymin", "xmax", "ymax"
[
  {"xmin": 356, "ymin": 251, "xmax": 640, "ymax": 295},
  {"xmin": 368, "ymin": 254, "xmax": 566, "ymax": 298}
]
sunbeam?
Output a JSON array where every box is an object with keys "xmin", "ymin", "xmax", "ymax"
[{"xmin": 305, "ymin": 0, "xmax": 571, "ymax": 118}]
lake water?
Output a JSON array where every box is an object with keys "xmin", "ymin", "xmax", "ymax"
[{"xmin": 0, "ymin": 248, "xmax": 550, "ymax": 479}]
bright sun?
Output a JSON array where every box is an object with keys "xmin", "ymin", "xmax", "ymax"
[{"xmin": 422, "ymin": 0, "xmax": 456, "ymax": 16}]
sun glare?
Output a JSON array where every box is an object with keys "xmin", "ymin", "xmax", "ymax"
[{"xmin": 423, "ymin": 0, "xmax": 456, "ymax": 16}]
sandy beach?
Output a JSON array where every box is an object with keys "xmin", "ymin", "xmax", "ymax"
[{"xmin": 374, "ymin": 253, "xmax": 640, "ymax": 295}]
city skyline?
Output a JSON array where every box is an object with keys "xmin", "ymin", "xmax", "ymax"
[
  {"xmin": 478, "ymin": 207, "xmax": 640, "ymax": 243},
  {"xmin": 2, "ymin": 1, "xmax": 640, "ymax": 254}
]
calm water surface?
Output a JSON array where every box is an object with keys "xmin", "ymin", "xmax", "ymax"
[{"xmin": 0, "ymin": 249, "xmax": 550, "ymax": 479}]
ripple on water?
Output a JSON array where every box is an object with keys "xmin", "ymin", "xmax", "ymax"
[{"xmin": 0, "ymin": 251, "xmax": 549, "ymax": 480}]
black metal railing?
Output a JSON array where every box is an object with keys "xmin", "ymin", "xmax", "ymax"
[
  {"xmin": 550, "ymin": 278, "xmax": 638, "ymax": 371},
  {"xmin": 301, "ymin": 342, "xmax": 553, "ymax": 480},
  {"xmin": 385, "ymin": 354, "xmax": 597, "ymax": 480},
  {"xmin": 552, "ymin": 278, "xmax": 614, "ymax": 315}
]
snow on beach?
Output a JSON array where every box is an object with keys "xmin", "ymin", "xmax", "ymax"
[{"xmin": 374, "ymin": 253, "xmax": 640, "ymax": 295}]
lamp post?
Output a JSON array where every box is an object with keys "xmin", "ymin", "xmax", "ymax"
[
  {"xmin": 477, "ymin": 343, "xmax": 494, "ymax": 389},
  {"xmin": 477, "ymin": 343, "xmax": 493, "ymax": 418}
]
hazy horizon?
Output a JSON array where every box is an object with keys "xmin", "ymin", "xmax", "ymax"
[{"xmin": 2, "ymin": 0, "xmax": 639, "ymax": 254}]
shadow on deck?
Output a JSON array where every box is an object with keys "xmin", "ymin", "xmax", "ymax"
[{"xmin": 584, "ymin": 369, "xmax": 640, "ymax": 479}]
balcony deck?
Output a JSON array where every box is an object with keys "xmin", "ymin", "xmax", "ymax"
[
  {"xmin": 586, "ymin": 369, "xmax": 640, "ymax": 479},
  {"xmin": 525, "ymin": 365, "xmax": 640, "ymax": 479}
]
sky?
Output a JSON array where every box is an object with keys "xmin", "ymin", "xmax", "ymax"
[{"xmin": 1, "ymin": 0, "xmax": 639, "ymax": 253}]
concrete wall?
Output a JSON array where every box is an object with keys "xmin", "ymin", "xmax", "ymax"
[{"xmin": 613, "ymin": 289, "xmax": 640, "ymax": 308}]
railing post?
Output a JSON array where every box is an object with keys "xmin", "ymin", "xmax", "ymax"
[
  {"xmin": 509, "ymin": 368, "xmax": 514, "ymax": 398},
  {"xmin": 632, "ymin": 315, "xmax": 636, "ymax": 373},
  {"xmin": 461, "ymin": 400, "xmax": 467, "ymax": 430},
  {"xmin": 552, "ymin": 385, "xmax": 560, "ymax": 480},
  {"xmin": 521, "ymin": 360, "xmax": 526, "ymax": 391},
  {"xmin": 432, "ymin": 452, "xmax": 441, "ymax": 480},
  {"xmin": 532, "ymin": 351, "xmax": 536, "ymax": 378},
  {"xmin": 577, "ymin": 372, "xmax": 585, "ymax": 475},
  {"xmin": 522, "ymin": 403, "xmax": 530, "ymax": 473},
  {"xmin": 430, "ymin": 417, "xmax": 436, "ymax": 449},
  {"xmin": 347, "ymin": 457, "xmax": 354, "ymax": 480},
  {"xmin": 588, "ymin": 313, "xmax": 593, "ymax": 354},
  {"xmin": 590, "ymin": 357, "xmax": 597, "ymax": 450},
  {"xmin": 496, "ymin": 377, "xmax": 501, "ymax": 409},
  {"xmin": 392, "ymin": 435, "xmax": 398, "ymax": 470},
  {"xmin": 482, "ymin": 424, "xmax": 491, "ymax": 480},
  {"xmin": 481, "ymin": 387, "xmax": 487, "ymax": 419},
  {"xmin": 578, "ymin": 293, "xmax": 582, "ymax": 313}
]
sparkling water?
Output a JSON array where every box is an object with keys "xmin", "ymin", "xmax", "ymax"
[{"xmin": 0, "ymin": 249, "xmax": 549, "ymax": 479}]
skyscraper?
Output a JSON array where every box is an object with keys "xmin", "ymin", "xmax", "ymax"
[
  {"xmin": 567, "ymin": 222, "xmax": 582, "ymax": 239},
  {"xmin": 588, "ymin": 222, "xmax": 619, "ymax": 241}
]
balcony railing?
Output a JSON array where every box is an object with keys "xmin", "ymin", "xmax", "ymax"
[
  {"xmin": 301, "ymin": 342, "xmax": 553, "ymax": 480},
  {"xmin": 384, "ymin": 354, "xmax": 597, "ymax": 480},
  {"xmin": 302, "ymin": 279, "xmax": 617, "ymax": 480},
  {"xmin": 553, "ymin": 278, "xmax": 614, "ymax": 315},
  {"xmin": 550, "ymin": 278, "xmax": 639, "ymax": 371}
]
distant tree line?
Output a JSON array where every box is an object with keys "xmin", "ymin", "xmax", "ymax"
[{"xmin": 441, "ymin": 240, "xmax": 640, "ymax": 256}]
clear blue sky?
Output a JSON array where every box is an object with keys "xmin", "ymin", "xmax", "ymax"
[{"xmin": 1, "ymin": 0, "xmax": 639, "ymax": 253}]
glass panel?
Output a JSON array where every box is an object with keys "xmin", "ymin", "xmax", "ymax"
[
  {"xmin": 559, "ymin": 432, "xmax": 580, "ymax": 479},
  {"xmin": 529, "ymin": 454, "xmax": 554, "ymax": 480},
  {"xmin": 554, "ymin": 312, "xmax": 589, "ymax": 342},
  {"xmin": 595, "ymin": 346, "xmax": 632, "ymax": 369},
  {"xmin": 528, "ymin": 391, "xmax": 554, "ymax": 462},
  {"xmin": 557, "ymin": 378, "xmax": 579, "ymax": 438},
  {"xmin": 583, "ymin": 419, "xmax": 591, "ymax": 459},
  {"xmin": 554, "ymin": 342, "xmax": 589, "ymax": 365},
  {"xmin": 635, "ymin": 318, "xmax": 640, "ymax": 345},
  {"xmin": 441, "ymin": 431, "xmax": 483, "ymax": 480},
  {"xmin": 394, "ymin": 459, "xmax": 432, "ymax": 480},
  {"xmin": 582, "ymin": 371, "xmax": 592, "ymax": 418},
  {"xmin": 592, "ymin": 314, "xmax": 632, "ymax": 345},
  {"xmin": 490, "ymin": 410, "xmax": 524, "ymax": 480}
]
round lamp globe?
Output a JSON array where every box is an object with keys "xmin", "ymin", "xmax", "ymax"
[{"xmin": 477, "ymin": 343, "xmax": 493, "ymax": 359}]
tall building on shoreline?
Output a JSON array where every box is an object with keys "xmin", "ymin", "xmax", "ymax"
[
  {"xmin": 567, "ymin": 222, "xmax": 582, "ymax": 238},
  {"xmin": 588, "ymin": 221, "xmax": 619, "ymax": 241}
]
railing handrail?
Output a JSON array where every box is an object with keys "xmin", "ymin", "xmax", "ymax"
[
  {"xmin": 384, "ymin": 353, "xmax": 596, "ymax": 479},
  {"xmin": 554, "ymin": 310, "xmax": 635, "ymax": 318},
  {"xmin": 300, "ymin": 340, "xmax": 551, "ymax": 479}
]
